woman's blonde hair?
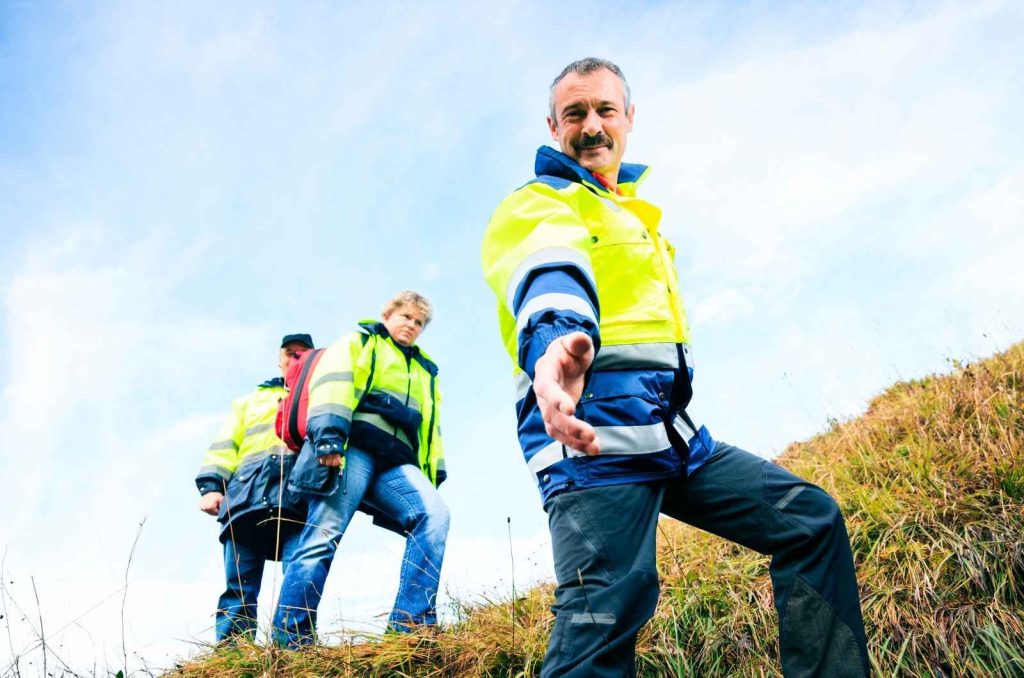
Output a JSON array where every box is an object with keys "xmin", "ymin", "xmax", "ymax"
[{"xmin": 382, "ymin": 290, "xmax": 433, "ymax": 326}]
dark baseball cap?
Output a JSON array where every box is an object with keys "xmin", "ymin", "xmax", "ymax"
[{"xmin": 280, "ymin": 333, "xmax": 314, "ymax": 349}]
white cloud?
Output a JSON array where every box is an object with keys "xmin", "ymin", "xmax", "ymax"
[{"xmin": 691, "ymin": 288, "xmax": 754, "ymax": 327}]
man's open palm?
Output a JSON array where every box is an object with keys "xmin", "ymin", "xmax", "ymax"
[{"xmin": 532, "ymin": 332, "xmax": 600, "ymax": 455}]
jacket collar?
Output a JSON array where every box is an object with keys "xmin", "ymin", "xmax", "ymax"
[
  {"xmin": 359, "ymin": 320, "xmax": 419, "ymax": 354},
  {"xmin": 259, "ymin": 377, "xmax": 285, "ymax": 389},
  {"xmin": 358, "ymin": 319, "xmax": 438, "ymax": 374},
  {"xmin": 534, "ymin": 146, "xmax": 650, "ymax": 197}
]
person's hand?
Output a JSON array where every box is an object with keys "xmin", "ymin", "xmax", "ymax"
[
  {"xmin": 533, "ymin": 332, "xmax": 600, "ymax": 455},
  {"xmin": 319, "ymin": 453, "xmax": 343, "ymax": 467},
  {"xmin": 199, "ymin": 492, "xmax": 223, "ymax": 516}
]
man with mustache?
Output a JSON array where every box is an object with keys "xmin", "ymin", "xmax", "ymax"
[{"xmin": 482, "ymin": 57, "xmax": 869, "ymax": 677}]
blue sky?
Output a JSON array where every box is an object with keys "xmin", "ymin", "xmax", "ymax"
[{"xmin": 2, "ymin": 1, "xmax": 1023, "ymax": 673}]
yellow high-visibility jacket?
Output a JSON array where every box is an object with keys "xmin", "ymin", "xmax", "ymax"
[
  {"xmin": 482, "ymin": 146, "xmax": 715, "ymax": 502},
  {"xmin": 195, "ymin": 378, "xmax": 304, "ymax": 539},
  {"xmin": 288, "ymin": 321, "xmax": 444, "ymax": 496}
]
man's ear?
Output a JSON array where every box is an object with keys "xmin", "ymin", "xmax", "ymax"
[
  {"xmin": 626, "ymin": 104, "xmax": 635, "ymax": 132},
  {"xmin": 547, "ymin": 115, "xmax": 559, "ymax": 141}
]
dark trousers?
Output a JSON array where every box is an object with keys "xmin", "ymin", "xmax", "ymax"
[{"xmin": 542, "ymin": 443, "xmax": 870, "ymax": 678}]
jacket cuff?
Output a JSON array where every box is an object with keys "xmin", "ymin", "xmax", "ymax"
[
  {"xmin": 196, "ymin": 478, "xmax": 225, "ymax": 495},
  {"xmin": 520, "ymin": 316, "xmax": 601, "ymax": 380}
]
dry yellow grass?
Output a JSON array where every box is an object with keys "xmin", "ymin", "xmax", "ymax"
[{"xmin": 169, "ymin": 343, "xmax": 1024, "ymax": 677}]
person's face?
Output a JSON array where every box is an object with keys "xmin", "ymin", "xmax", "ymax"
[
  {"xmin": 279, "ymin": 341, "xmax": 311, "ymax": 376},
  {"xmin": 547, "ymin": 68, "xmax": 634, "ymax": 179},
  {"xmin": 383, "ymin": 304, "xmax": 427, "ymax": 347}
]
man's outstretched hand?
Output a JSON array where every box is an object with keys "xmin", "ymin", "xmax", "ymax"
[{"xmin": 532, "ymin": 332, "xmax": 600, "ymax": 455}]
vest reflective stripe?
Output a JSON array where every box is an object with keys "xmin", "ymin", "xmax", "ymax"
[
  {"xmin": 244, "ymin": 423, "xmax": 274, "ymax": 437},
  {"xmin": 199, "ymin": 464, "xmax": 232, "ymax": 481},
  {"xmin": 310, "ymin": 370, "xmax": 353, "ymax": 391},
  {"xmin": 236, "ymin": 448, "xmax": 297, "ymax": 469},
  {"xmin": 207, "ymin": 440, "xmax": 237, "ymax": 452},
  {"xmin": 672, "ymin": 414, "xmax": 696, "ymax": 443},
  {"xmin": 308, "ymin": 403, "xmax": 354, "ymax": 420},
  {"xmin": 594, "ymin": 342, "xmax": 681, "ymax": 371},
  {"xmin": 506, "ymin": 245, "xmax": 595, "ymax": 310},
  {"xmin": 353, "ymin": 411, "xmax": 413, "ymax": 449},
  {"xmin": 527, "ymin": 422, "xmax": 671, "ymax": 474},
  {"xmin": 515, "ymin": 292, "xmax": 597, "ymax": 334},
  {"xmin": 514, "ymin": 372, "xmax": 533, "ymax": 401}
]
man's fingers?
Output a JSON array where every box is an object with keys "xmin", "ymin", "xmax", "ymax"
[
  {"xmin": 561, "ymin": 332, "xmax": 594, "ymax": 361},
  {"xmin": 542, "ymin": 402, "xmax": 600, "ymax": 455}
]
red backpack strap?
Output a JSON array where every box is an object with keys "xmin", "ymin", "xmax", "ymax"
[{"xmin": 283, "ymin": 348, "xmax": 324, "ymax": 451}]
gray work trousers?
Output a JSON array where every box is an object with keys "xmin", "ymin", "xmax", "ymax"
[{"xmin": 541, "ymin": 443, "xmax": 870, "ymax": 678}]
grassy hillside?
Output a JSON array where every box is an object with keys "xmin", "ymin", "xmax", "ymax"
[{"xmin": 170, "ymin": 343, "xmax": 1024, "ymax": 677}]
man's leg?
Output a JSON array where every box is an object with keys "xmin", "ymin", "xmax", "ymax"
[
  {"xmin": 541, "ymin": 482, "xmax": 664, "ymax": 678},
  {"xmin": 362, "ymin": 463, "xmax": 450, "ymax": 632},
  {"xmin": 271, "ymin": 448, "xmax": 376, "ymax": 648},
  {"xmin": 661, "ymin": 443, "xmax": 869, "ymax": 677},
  {"xmin": 216, "ymin": 535, "xmax": 265, "ymax": 642}
]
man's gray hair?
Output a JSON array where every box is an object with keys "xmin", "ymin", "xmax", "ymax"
[{"xmin": 549, "ymin": 57, "xmax": 631, "ymax": 119}]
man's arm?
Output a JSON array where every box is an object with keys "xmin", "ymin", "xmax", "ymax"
[
  {"xmin": 483, "ymin": 184, "xmax": 603, "ymax": 451},
  {"xmin": 195, "ymin": 398, "xmax": 246, "ymax": 515}
]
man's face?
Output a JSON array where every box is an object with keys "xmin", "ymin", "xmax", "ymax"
[
  {"xmin": 547, "ymin": 68, "xmax": 635, "ymax": 179},
  {"xmin": 279, "ymin": 341, "xmax": 311, "ymax": 376},
  {"xmin": 383, "ymin": 304, "xmax": 427, "ymax": 347}
]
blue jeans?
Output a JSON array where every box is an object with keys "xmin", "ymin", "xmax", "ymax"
[
  {"xmin": 216, "ymin": 524, "xmax": 301, "ymax": 641},
  {"xmin": 272, "ymin": 447, "xmax": 450, "ymax": 647}
]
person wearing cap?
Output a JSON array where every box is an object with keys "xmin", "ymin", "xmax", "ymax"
[
  {"xmin": 195, "ymin": 333, "xmax": 314, "ymax": 642},
  {"xmin": 273, "ymin": 291, "xmax": 449, "ymax": 646}
]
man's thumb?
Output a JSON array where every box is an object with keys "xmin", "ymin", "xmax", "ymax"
[{"xmin": 562, "ymin": 332, "xmax": 594, "ymax": 360}]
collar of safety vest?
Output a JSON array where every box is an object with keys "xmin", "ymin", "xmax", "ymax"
[
  {"xmin": 358, "ymin": 320, "xmax": 418, "ymax": 355},
  {"xmin": 534, "ymin": 145, "xmax": 649, "ymax": 198},
  {"xmin": 259, "ymin": 377, "xmax": 285, "ymax": 389},
  {"xmin": 357, "ymin": 320, "xmax": 438, "ymax": 374}
]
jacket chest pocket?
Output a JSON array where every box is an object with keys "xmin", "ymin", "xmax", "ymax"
[{"xmin": 588, "ymin": 209, "xmax": 669, "ymax": 325}]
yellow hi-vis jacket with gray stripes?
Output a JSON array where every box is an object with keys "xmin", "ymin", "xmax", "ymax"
[
  {"xmin": 288, "ymin": 321, "xmax": 445, "ymax": 496},
  {"xmin": 195, "ymin": 378, "xmax": 305, "ymax": 541},
  {"xmin": 482, "ymin": 146, "xmax": 716, "ymax": 503}
]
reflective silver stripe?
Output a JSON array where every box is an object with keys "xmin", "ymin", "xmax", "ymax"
[
  {"xmin": 379, "ymin": 388, "xmax": 420, "ymax": 413},
  {"xmin": 571, "ymin": 612, "xmax": 616, "ymax": 625},
  {"xmin": 310, "ymin": 371, "xmax": 353, "ymax": 391},
  {"xmin": 244, "ymin": 423, "xmax": 274, "ymax": 437},
  {"xmin": 514, "ymin": 372, "xmax": 533, "ymax": 401},
  {"xmin": 683, "ymin": 343, "xmax": 694, "ymax": 369},
  {"xmin": 506, "ymin": 246, "xmax": 595, "ymax": 310},
  {"xmin": 515, "ymin": 293, "xmax": 597, "ymax": 335},
  {"xmin": 595, "ymin": 422, "xmax": 670, "ymax": 455},
  {"xmin": 527, "ymin": 441, "xmax": 577, "ymax": 475},
  {"xmin": 207, "ymin": 440, "xmax": 237, "ymax": 452},
  {"xmin": 237, "ymin": 447, "xmax": 296, "ymax": 470},
  {"xmin": 593, "ymin": 343, "xmax": 679, "ymax": 371},
  {"xmin": 436, "ymin": 458, "xmax": 446, "ymax": 471},
  {"xmin": 527, "ymin": 422, "xmax": 671, "ymax": 474},
  {"xmin": 198, "ymin": 464, "xmax": 232, "ymax": 480},
  {"xmin": 774, "ymin": 486, "xmax": 805, "ymax": 511},
  {"xmin": 672, "ymin": 415, "xmax": 696, "ymax": 443},
  {"xmin": 353, "ymin": 412, "xmax": 414, "ymax": 449},
  {"xmin": 308, "ymin": 403, "xmax": 354, "ymax": 420}
]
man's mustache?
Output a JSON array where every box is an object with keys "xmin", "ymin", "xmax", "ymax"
[{"xmin": 575, "ymin": 134, "xmax": 611, "ymax": 151}]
